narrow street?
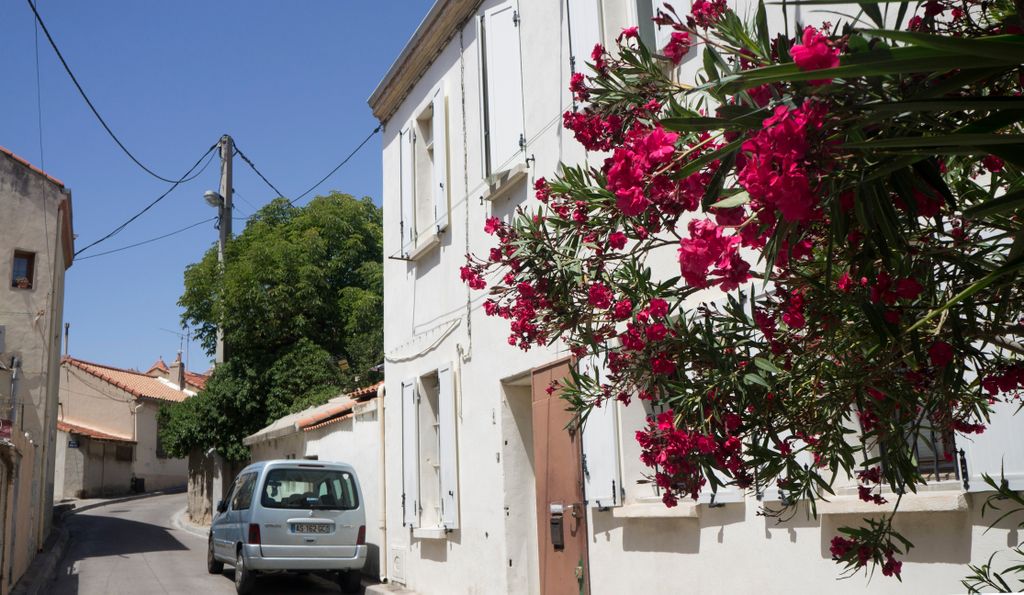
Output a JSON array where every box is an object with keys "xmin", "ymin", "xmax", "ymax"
[{"xmin": 53, "ymin": 492, "xmax": 348, "ymax": 595}]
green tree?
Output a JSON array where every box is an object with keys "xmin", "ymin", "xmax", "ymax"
[{"xmin": 161, "ymin": 193, "xmax": 383, "ymax": 460}]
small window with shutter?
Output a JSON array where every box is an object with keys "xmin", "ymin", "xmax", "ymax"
[
  {"xmin": 401, "ymin": 363, "xmax": 460, "ymax": 532},
  {"xmin": 399, "ymin": 84, "xmax": 450, "ymax": 259},
  {"xmin": 481, "ymin": 1, "xmax": 526, "ymax": 177}
]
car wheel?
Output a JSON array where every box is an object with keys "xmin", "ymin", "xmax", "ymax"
[
  {"xmin": 337, "ymin": 570, "xmax": 362, "ymax": 594},
  {"xmin": 234, "ymin": 549, "xmax": 255, "ymax": 594},
  {"xmin": 207, "ymin": 539, "xmax": 224, "ymax": 574}
]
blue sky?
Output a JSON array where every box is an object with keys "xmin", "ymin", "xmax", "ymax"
[{"xmin": 0, "ymin": 1, "xmax": 433, "ymax": 373}]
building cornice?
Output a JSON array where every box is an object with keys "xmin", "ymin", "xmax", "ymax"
[{"xmin": 368, "ymin": 0, "xmax": 483, "ymax": 124}]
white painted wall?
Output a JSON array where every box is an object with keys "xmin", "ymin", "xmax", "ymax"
[{"xmin": 378, "ymin": 1, "xmax": 1024, "ymax": 594}]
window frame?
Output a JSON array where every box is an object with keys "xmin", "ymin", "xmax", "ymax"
[{"xmin": 11, "ymin": 250, "xmax": 35, "ymax": 290}]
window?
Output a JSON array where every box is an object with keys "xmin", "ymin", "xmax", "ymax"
[
  {"xmin": 399, "ymin": 85, "xmax": 450, "ymax": 257},
  {"xmin": 402, "ymin": 364, "xmax": 459, "ymax": 530},
  {"xmin": 481, "ymin": 1, "xmax": 525, "ymax": 176},
  {"xmin": 231, "ymin": 472, "xmax": 258, "ymax": 510},
  {"xmin": 568, "ymin": 0, "xmax": 603, "ymax": 73},
  {"xmin": 115, "ymin": 444, "xmax": 133, "ymax": 462},
  {"xmin": 11, "ymin": 251, "xmax": 35, "ymax": 290},
  {"xmin": 260, "ymin": 468, "xmax": 359, "ymax": 510}
]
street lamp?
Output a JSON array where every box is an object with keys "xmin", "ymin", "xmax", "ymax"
[{"xmin": 204, "ymin": 190, "xmax": 223, "ymax": 208}]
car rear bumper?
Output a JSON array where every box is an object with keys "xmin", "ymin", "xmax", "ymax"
[{"xmin": 242, "ymin": 544, "xmax": 367, "ymax": 571}]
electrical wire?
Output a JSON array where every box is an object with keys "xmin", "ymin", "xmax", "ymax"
[
  {"xmin": 232, "ymin": 125, "xmax": 381, "ymax": 209},
  {"xmin": 75, "ymin": 217, "xmax": 217, "ymax": 261},
  {"xmin": 288, "ymin": 125, "xmax": 381, "ymax": 205},
  {"xmin": 233, "ymin": 146, "xmax": 286, "ymax": 200},
  {"xmin": 25, "ymin": 0, "xmax": 210, "ymax": 185},
  {"xmin": 74, "ymin": 145, "xmax": 218, "ymax": 256}
]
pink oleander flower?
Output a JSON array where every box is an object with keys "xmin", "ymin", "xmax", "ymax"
[
  {"xmin": 662, "ymin": 31, "xmax": 692, "ymax": 64},
  {"xmin": 588, "ymin": 282, "xmax": 613, "ymax": 309},
  {"xmin": 790, "ymin": 26, "xmax": 840, "ymax": 85},
  {"xmin": 929, "ymin": 340, "xmax": 954, "ymax": 368}
]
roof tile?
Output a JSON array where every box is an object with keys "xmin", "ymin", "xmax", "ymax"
[{"xmin": 63, "ymin": 356, "xmax": 193, "ymax": 403}]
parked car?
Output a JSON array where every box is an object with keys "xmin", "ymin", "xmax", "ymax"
[{"xmin": 207, "ymin": 460, "xmax": 367, "ymax": 594}]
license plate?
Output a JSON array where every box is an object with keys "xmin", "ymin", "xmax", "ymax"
[{"xmin": 294, "ymin": 523, "xmax": 332, "ymax": 534}]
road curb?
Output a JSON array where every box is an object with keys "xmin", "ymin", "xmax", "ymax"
[
  {"xmin": 68, "ymin": 486, "xmax": 187, "ymax": 515},
  {"xmin": 171, "ymin": 506, "xmax": 210, "ymax": 540},
  {"xmin": 10, "ymin": 522, "xmax": 69, "ymax": 595}
]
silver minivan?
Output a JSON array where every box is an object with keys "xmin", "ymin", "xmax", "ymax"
[{"xmin": 207, "ymin": 460, "xmax": 367, "ymax": 594}]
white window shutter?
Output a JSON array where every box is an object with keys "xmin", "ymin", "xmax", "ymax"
[
  {"xmin": 483, "ymin": 1, "xmax": 525, "ymax": 175},
  {"xmin": 568, "ymin": 0, "xmax": 602, "ymax": 72},
  {"xmin": 580, "ymin": 356, "xmax": 621, "ymax": 508},
  {"xmin": 962, "ymin": 398, "xmax": 1024, "ymax": 491},
  {"xmin": 401, "ymin": 380, "xmax": 420, "ymax": 527},
  {"xmin": 431, "ymin": 87, "xmax": 449, "ymax": 233},
  {"xmin": 651, "ymin": 0, "xmax": 672, "ymax": 56},
  {"xmin": 400, "ymin": 126, "xmax": 415, "ymax": 254},
  {"xmin": 437, "ymin": 364, "xmax": 459, "ymax": 529}
]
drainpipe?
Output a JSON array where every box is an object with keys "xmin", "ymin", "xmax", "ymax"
[{"xmin": 377, "ymin": 382, "xmax": 387, "ymax": 583}]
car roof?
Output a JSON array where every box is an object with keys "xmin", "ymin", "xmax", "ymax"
[{"xmin": 239, "ymin": 459, "xmax": 357, "ymax": 475}]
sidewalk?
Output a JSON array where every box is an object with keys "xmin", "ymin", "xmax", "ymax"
[{"xmin": 170, "ymin": 506, "xmax": 210, "ymax": 540}]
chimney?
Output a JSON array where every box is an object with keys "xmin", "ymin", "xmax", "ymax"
[{"xmin": 170, "ymin": 352, "xmax": 185, "ymax": 391}]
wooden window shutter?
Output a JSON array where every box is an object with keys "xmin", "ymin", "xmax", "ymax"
[
  {"xmin": 437, "ymin": 364, "xmax": 459, "ymax": 529},
  {"xmin": 431, "ymin": 87, "xmax": 450, "ymax": 232},
  {"xmin": 580, "ymin": 356, "xmax": 621, "ymax": 508},
  {"xmin": 482, "ymin": 1, "xmax": 525, "ymax": 175},
  {"xmin": 567, "ymin": 0, "xmax": 602, "ymax": 73},
  {"xmin": 400, "ymin": 126, "xmax": 416, "ymax": 254},
  {"xmin": 401, "ymin": 379, "xmax": 420, "ymax": 527}
]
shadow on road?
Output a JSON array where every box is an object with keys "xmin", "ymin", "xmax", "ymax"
[
  {"xmin": 215, "ymin": 568, "xmax": 354, "ymax": 594},
  {"xmin": 66, "ymin": 515, "xmax": 189, "ymax": 559}
]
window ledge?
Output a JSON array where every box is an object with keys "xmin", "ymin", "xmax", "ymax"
[
  {"xmin": 412, "ymin": 527, "xmax": 448, "ymax": 540},
  {"xmin": 482, "ymin": 164, "xmax": 528, "ymax": 202},
  {"xmin": 406, "ymin": 232, "xmax": 440, "ymax": 261},
  {"xmin": 818, "ymin": 491, "xmax": 966, "ymax": 515},
  {"xmin": 611, "ymin": 501, "xmax": 699, "ymax": 519}
]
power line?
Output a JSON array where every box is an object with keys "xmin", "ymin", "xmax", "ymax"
[
  {"xmin": 232, "ymin": 125, "xmax": 382, "ymax": 209},
  {"xmin": 74, "ymin": 145, "xmax": 218, "ymax": 256},
  {"xmin": 289, "ymin": 125, "xmax": 381, "ymax": 205},
  {"xmin": 25, "ymin": 0, "xmax": 208, "ymax": 185},
  {"xmin": 76, "ymin": 217, "xmax": 217, "ymax": 261},
  {"xmin": 233, "ymin": 147, "xmax": 286, "ymax": 200}
]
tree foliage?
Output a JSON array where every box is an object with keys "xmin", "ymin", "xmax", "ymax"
[
  {"xmin": 161, "ymin": 193, "xmax": 383, "ymax": 460},
  {"xmin": 463, "ymin": 0, "xmax": 1023, "ymax": 582}
]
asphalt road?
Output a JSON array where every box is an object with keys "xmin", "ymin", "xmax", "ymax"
[{"xmin": 53, "ymin": 492, "xmax": 350, "ymax": 595}]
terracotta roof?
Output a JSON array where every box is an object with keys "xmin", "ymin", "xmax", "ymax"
[
  {"xmin": 304, "ymin": 413, "xmax": 354, "ymax": 432},
  {"xmin": 297, "ymin": 398, "xmax": 356, "ymax": 430},
  {"xmin": 62, "ymin": 356, "xmax": 193, "ymax": 403},
  {"xmin": 0, "ymin": 145, "xmax": 65, "ymax": 188},
  {"xmin": 185, "ymin": 371, "xmax": 209, "ymax": 390},
  {"xmin": 244, "ymin": 381, "xmax": 383, "ymax": 444},
  {"xmin": 57, "ymin": 420, "xmax": 135, "ymax": 443},
  {"xmin": 146, "ymin": 358, "xmax": 169, "ymax": 374}
]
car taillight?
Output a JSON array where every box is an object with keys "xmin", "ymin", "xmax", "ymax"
[
  {"xmin": 356, "ymin": 525, "xmax": 366, "ymax": 545},
  {"xmin": 248, "ymin": 523, "xmax": 261, "ymax": 545}
]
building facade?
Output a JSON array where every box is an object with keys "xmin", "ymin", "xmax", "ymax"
[
  {"xmin": 0, "ymin": 146, "xmax": 73, "ymax": 594},
  {"xmin": 370, "ymin": 1, "xmax": 1024, "ymax": 594},
  {"xmin": 55, "ymin": 356, "xmax": 195, "ymax": 499}
]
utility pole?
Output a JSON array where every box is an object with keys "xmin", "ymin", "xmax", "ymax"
[{"xmin": 213, "ymin": 134, "xmax": 233, "ymax": 365}]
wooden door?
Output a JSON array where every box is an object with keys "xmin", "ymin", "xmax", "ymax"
[{"xmin": 531, "ymin": 359, "xmax": 589, "ymax": 595}]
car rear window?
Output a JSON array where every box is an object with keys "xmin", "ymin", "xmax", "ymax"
[{"xmin": 260, "ymin": 467, "xmax": 359, "ymax": 510}]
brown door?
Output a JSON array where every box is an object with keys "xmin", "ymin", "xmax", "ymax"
[{"xmin": 532, "ymin": 359, "xmax": 589, "ymax": 595}]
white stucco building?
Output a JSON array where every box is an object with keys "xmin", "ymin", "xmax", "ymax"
[{"xmin": 369, "ymin": 1, "xmax": 1024, "ymax": 594}]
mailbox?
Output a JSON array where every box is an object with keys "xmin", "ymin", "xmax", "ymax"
[{"xmin": 549, "ymin": 503, "xmax": 565, "ymax": 550}]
